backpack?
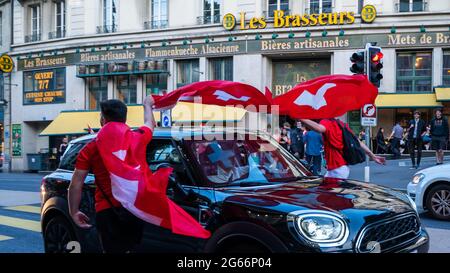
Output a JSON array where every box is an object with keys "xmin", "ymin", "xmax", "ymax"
[{"xmin": 334, "ymin": 119, "xmax": 366, "ymax": 165}]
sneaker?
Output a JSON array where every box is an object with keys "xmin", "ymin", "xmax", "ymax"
[
  {"xmin": 416, "ymin": 165, "xmax": 420, "ymax": 169},
  {"xmin": 410, "ymin": 166, "xmax": 416, "ymax": 169}
]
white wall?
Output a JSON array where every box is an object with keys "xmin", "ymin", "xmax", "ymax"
[
  {"xmin": 233, "ymin": 54, "xmax": 264, "ymax": 91},
  {"xmin": 0, "ymin": 1, "xmax": 11, "ymax": 53}
]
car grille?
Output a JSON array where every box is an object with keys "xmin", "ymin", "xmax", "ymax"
[{"xmin": 356, "ymin": 213, "xmax": 421, "ymax": 253}]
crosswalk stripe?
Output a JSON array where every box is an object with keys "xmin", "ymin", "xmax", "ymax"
[
  {"xmin": 0, "ymin": 235, "xmax": 13, "ymax": 241},
  {"xmin": 0, "ymin": 215, "xmax": 41, "ymax": 232},
  {"xmin": 4, "ymin": 205, "xmax": 41, "ymax": 214}
]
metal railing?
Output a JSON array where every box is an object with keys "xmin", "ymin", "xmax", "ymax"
[
  {"xmin": 96, "ymin": 24, "xmax": 118, "ymax": 34},
  {"xmin": 48, "ymin": 29, "xmax": 66, "ymax": 39},
  {"xmin": 24, "ymin": 33, "xmax": 41, "ymax": 43},
  {"xmin": 395, "ymin": 1, "xmax": 428, "ymax": 12},
  {"xmin": 197, "ymin": 14, "xmax": 221, "ymax": 25},
  {"xmin": 144, "ymin": 19, "xmax": 168, "ymax": 30}
]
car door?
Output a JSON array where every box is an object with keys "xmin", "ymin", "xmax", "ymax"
[{"xmin": 136, "ymin": 138, "xmax": 212, "ymax": 253}]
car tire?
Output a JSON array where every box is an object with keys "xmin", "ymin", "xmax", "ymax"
[
  {"xmin": 222, "ymin": 243, "xmax": 268, "ymax": 253},
  {"xmin": 426, "ymin": 184, "xmax": 450, "ymax": 221},
  {"xmin": 44, "ymin": 215, "xmax": 79, "ymax": 253}
]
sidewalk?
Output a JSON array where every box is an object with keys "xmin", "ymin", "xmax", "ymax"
[{"xmin": 348, "ymin": 156, "xmax": 450, "ymax": 190}]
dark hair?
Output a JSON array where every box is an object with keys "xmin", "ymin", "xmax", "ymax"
[
  {"xmin": 414, "ymin": 110, "xmax": 421, "ymax": 115},
  {"xmin": 436, "ymin": 108, "xmax": 443, "ymax": 114},
  {"xmin": 100, "ymin": 99, "xmax": 127, "ymax": 123}
]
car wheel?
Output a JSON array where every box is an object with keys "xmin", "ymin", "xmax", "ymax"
[
  {"xmin": 426, "ymin": 184, "xmax": 450, "ymax": 221},
  {"xmin": 222, "ymin": 243, "xmax": 268, "ymax": 253},
  {"xmin": 44, "ymin": 215, "xmax": 78, "ymax": 253}
]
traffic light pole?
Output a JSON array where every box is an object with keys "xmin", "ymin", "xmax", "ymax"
[{"xmin": 364, "ymin": 126, "xmax": 371, "ymax": 182}]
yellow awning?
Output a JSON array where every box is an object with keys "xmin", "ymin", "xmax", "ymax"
[
  {"xmin": 375, "ymin": 93, "xmax": 443, "ymax": 109},
  {"xmin": 40, "ymin": 103, "xmax": 247, "ymax": 136},
  {"xmin": 435, "ymin": 87, "xmax": 450, "ymax": 102}
]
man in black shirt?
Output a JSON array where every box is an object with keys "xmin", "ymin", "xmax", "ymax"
[
  {"xmin": 430, "ymin": 109, "xmax": 449, "ymax": 165},
  {"xmin": 407, "ymin": 111, "xmax": 427, "ymax": 169}
]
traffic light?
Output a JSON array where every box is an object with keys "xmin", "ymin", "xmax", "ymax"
[
  {"xmin": 350, "ymin": 51, "xmax": 365, "ymax": 74},
  {"xmin": 367, "ymin": 45, "xmax": 384, "ymax": 87}
]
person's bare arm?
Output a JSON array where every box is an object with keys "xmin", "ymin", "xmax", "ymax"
[
  {"xmin": 68, "ymin": 169, "xmax": 92, "ymax": 229},
  {"xmin": 300, "ymin": 119, "xmax": 326, "ymax": 133},
  {"xmin": 359, "ymin": 140, "xmax": 386, "ymax": 165},
  {"xmin": 143, "ymin": 95, "xmax": 156, "ymax": 131}
]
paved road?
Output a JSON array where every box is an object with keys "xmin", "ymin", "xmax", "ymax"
[
  {"xmin": 0, "ymin": 172, "xmax": 44, "ymax": 253},
  {"xmin": 0, "ymin": 168, "xmax": 449, "ymax": 253}
]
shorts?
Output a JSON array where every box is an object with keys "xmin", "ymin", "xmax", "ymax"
[
  {"xmin": 325, "ymin": 165, "xmax": 350, "ymax": 180},
  {"xmin": 431, "ymin": 136, "xmax": 447, "ymax": 150}
]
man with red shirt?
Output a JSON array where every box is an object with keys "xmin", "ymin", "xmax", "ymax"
[
  {"xmin": 68, "ymin": 95, "xmax": 156, "ymax": 253},
  {"xmin": 300, "ymin": 118, "xmax": 385, "ymax": 179}
]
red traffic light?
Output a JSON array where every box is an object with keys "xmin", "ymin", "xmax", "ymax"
[{"xmin": 371, "ymin": 52, "xmax": 384, "ymax": 62}]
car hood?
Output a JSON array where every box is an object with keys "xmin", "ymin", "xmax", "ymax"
[
  {"xmin": 414, "ymin": 163, "xmax": 450, "ymax": 176},
  {"xmin": 217, "ymin": 177, "xmax": 415, "ymax": 221}
]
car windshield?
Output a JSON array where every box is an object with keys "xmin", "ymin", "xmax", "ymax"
[{"xmin": 185, "ymin": 132, "xmax": 311, "ymax": 186}]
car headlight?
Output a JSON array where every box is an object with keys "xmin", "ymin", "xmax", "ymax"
[
  {"xmin": 406, "ymin": 194, "xmax": 418, "ymax": 212},
  {"xmin": 412, "ymin": 173, "xmax": 425, "ymax": 184},
  {"xmin": 288, "ymin": 211, "xmax": 349, "ymax": 247}
]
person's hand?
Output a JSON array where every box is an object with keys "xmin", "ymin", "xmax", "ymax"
[
  {"xmin": 71, "ymin": 211, "xmax": 92, "ymax": 229},
  {"xmin": 372, "ymin": 155, "xmax": 386, "ymax": 165},
  {"xmin": 144, "ymin": 95, "xmax": 155, "ymax": 107}
]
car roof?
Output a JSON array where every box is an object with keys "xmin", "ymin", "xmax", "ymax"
[{"xmin": 70, "ymin": 127, "xmax": 268, "ymax": 144}]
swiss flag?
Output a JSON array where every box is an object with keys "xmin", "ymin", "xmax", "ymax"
[
  {"xmin": 272, "ymin": 75, "xmax": 378, "ymax": 119},
  {"xmin": 96, "ymin": 122, "xmax": 211, "ymax": 239},
  {"xmin": 153, "ymin": 80, "xmax": 272, "ymax": 112}
]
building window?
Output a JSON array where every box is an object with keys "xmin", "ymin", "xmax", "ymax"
[
  {"xmin": 23, "ymin": 68, "xmax": 66, "ymax": 105},
  {"xmin": 147, "ymin": 0, "xmax": 168, "ymax": 29},
  {"xmin": 145, "ymin": 74, "xmax": 168, "ymax": 96},
  {"xmin": 116, "ymin": 75, "xmax": 137, "ymax": 104},
  {"xmin": 397, "ymin": 52, "xmax": 432, "ymax": 92},
  {"xmin": 309, "ymin": 0, "xmax": 332, "ymax": 14},
  {"xmin": 209, "ymin": 57, "xmax": 233, "ymax": 81},
  {"xmin": 26, "ymin": 5, "xmax": 41, "ymax": 42},
  {"xmin": 88, "ymin": 77, "xmax": 108, "ymax": 110},
  {"xmin": 397, "ymin": 0, "xmax": 426, "ymax": 12},
  {"xmin": 201, "ymin": 0, "xmax": 221, "ymax": 24},
  {"xmin": 443, "ymin": 51, "xmax": 450, "ymax": 86},
  {"xmin": 272, "ymin": 58, "xmax": 331, "ymax": 97},
  {"xmin": 50, "ymin": 0, "xmax": 66, "ymax": 39},
  {"xmin": 99, "ymin": 0, "xmax": 118, "ymax": 33},
  {"xmin": 267, "ymin": 0, "xmax": 290, "ymax": 17},
  {"xmin": 177, "ymin": 59, "xmax": 200, "ymax": 88}
]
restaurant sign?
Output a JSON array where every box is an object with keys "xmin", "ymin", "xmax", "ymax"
[
  {"xmin": 23, "ymin": 68, "xmax": 66, "ymax": 105},
  {"xmin": 15, "ymin": 31, "xmax": 450, "ymax": 71}
]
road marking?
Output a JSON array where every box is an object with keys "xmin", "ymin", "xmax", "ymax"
[
  {"xmin": 0, "ymin": 215, "xmax": 41, "ymax": 232},
  {"xmin": 4, "ymin": 205, "xmax": 41, "ymax": 214},
  {"xmin": 0, "ymin": 235, "xmax": 13, "ymax": 241},
  {"xmin": 399, "ymin": 161, "xmax": 406, "ymax": 167}
]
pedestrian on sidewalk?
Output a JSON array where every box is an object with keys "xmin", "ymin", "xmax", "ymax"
[
  {"xmin": 290, "ymin": 121, "xmax": 305, "ymax": 160},
  {"xmin": 303, "ymin": 127, "xmax": 323, "ymax": 176},
  {"xmin": 376, "ymin": 127, "xmax": 387, "ymax": 154},
  {"xmin": 407, "ymin": 110, "xmax": 427, "ymax": 169},
  {"xmin": 388, "ymin": 121, "xmax": 404, "ymax": 159},
  {"xmin": 68, "ymin": 96, "xmax": 157, "ymax": 253},
  {"xmin": 430, "ymin": 109, "xmax": 449, "ymax": 165},
  {"xmin": 300, "ymin": 118, "xmax": 385, "ymax": 180}
]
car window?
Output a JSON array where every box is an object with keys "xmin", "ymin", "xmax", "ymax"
[
  {"xmin": 186, "ymin": 133, "xmax": 309, "ymax": 186},
  {"xmin": 59, "ymin": 142, "xmax": 87, "ymax": 171},
  {"xmin": 146, "ymin": 140, "xmax": 193, "ymax": 186}
]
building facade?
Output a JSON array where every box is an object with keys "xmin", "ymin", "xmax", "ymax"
[{"xmin": 2, "ymin": 0, "xmax": 450, "ymax": 171}]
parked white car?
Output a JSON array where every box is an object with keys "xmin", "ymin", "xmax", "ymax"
[{"xmin": 407, "ymin": 164, "xmax": 450, "ymax": 220}]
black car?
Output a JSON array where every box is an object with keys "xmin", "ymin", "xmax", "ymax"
[{"xmin": 40, "ymin": 127, "xmax": 429, "ymax": 253}]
